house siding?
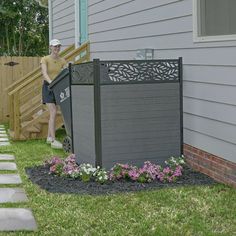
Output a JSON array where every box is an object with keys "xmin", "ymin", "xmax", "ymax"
[
  {"xmin": 87, "ymin": 0, "xmax": 236, "ymax": 164},
  {"xmin": 50, "ymin": 0, "xmax": 236, "ymax": 166},
  {"xmin": 51, "ymin": 0, "xmax": 75, "ymax": 48}
]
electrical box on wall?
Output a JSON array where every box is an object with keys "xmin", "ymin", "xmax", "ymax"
[{"xmin": 135, "ymin": 48, "xmax": 154, "ymax": 60}]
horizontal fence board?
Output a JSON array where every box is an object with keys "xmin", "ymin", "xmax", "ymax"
[
  {"xmin": 102, "ymin": 121, "xmax": 180, "ymax": 135},
  {"xmin": 102, "ymin": 130, "xmax": 180, "ymax": 143}
]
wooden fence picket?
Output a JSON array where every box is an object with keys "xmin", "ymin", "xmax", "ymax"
[{"xmin": 0, "ymin": 56, "xmax": 41, "ymax": 123}]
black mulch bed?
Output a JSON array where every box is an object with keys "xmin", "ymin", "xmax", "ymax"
[{"xmin": 25, "ymin": 165, "xmax": 217, "ymax": 195}]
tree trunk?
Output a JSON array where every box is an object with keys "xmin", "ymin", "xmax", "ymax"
[{"xmin": 5, "ymin": 24, "xmax": 10, "ymax": 54}]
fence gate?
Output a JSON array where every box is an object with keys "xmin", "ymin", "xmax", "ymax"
[{"xmin": 0, "ymin": 56, "xmax": 41, "ymax": 123}]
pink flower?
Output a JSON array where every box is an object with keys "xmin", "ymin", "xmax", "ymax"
[
  {"xmin": 128, "ymin": 169, "xmax": 140, "ymax": 181},
  {"xmin": 163, "ymin": 167, "xmax": 171, "ymax": 174}
]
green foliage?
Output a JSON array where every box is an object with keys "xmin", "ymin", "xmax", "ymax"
[{"xmin": 0, "ymin": 0, "xmax": 48, "ymax": 56}]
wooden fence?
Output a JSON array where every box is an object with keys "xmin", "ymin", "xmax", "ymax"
[{"xmin": 0, "ymin": 56, "xmax": 41, "ymax": 123}]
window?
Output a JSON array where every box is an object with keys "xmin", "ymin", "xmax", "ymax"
[{"xmin": 193, "ymin": 0, "xmax": 236, "ymax": 42}]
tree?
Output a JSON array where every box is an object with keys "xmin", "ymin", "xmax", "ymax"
[{"xmin": 0, "ymin": 0, "xmax": 49, "ymax": 56}]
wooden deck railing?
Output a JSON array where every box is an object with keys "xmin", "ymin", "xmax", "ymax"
[{"xmin": 8, "ymin": 42, "xmax": 90, "ymax": 139}]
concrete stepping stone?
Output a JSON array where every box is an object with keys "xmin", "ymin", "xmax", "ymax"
[
  {"xmin": 0, "ymin": 162, "xmax": 17, "ymax": 171},
  {"xmin": 0, "ymin": 125, "xmax": 5, "ymax": 128},
  {"xmin": 0, "ymin": 131, "xmax": 6, "ymax": 134},
  {"xmin": 0, "ymin": 188, "xmax": 28, "ymax": 203},
  {"xmin": 0, "ymin": 138, "xmax": 9, "ymax": 142},
  {"xmin": 0, "ymin": 142, "xmax": 10, "ymax": 146},
  {"xmin": 0, "ymin": 134, "xmax": 8, "ymax": 137},
  {"xmin": 0, "ymin": 208, "xmax": 37, "ymax": 231},
  {"xmin": 0, "ymin": 174, "xmax": 22, "ymax": 184},
  {"xmin": 0, "ymin": 154, "xmax": 15, "ymax": 161}
]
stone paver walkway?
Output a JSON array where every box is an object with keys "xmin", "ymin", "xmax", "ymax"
[
  {"xmin": 0, "ymin": 154, "xmax": 15, "ymax": 160},
  {"xmin": 0, "ymin": 138, "xmax": 9, "ymax": 142},
  {"xmin": 0, "ymin": 174, "xmax": 22, "ymax": 184},
  {"xmin": 0, "ymin": 209, "xmax": 37, "ymax": 231},
  {"xmin": 0, "ymin": 125, "xmax": 37, "ymax": 231},
  {"xmin": 0, "ymin": 126, "xmax": 10, "ymax": 146},
  {"xmin": 0, "ymin": 162, "xmax": 17, "ymax": 170},
  {"xmin": 0, "ymin": 142, "xmax": 10, "ymax": 146},
  {"xmin": 0, "ymin": 188, "xmax": 28, "ymax": 203}
]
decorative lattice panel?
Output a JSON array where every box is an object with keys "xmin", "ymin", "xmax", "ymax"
[
  {"xmin": 100, "ymin": 60, "xmax": 179, "ymax": 84},
  {"xmin": 72, "ymin": 62, "xmax": 94, "ymax": 84}
]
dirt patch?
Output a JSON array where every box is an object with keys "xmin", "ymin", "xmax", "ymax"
[{"xmin": 25, "ymin": 165, "xmax": 217, "ymax": 195}]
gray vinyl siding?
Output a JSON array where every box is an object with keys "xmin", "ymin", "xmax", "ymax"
[
  {"xmin": 51, "ymin": 0, "xmax": 75, "ymax": 48},
  {"xmin": 88, "ymin": 0, "xmax": 236, "ymax": 163}
]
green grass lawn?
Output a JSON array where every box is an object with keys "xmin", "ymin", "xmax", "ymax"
[{"xmin": 0, "ymin": 129, "xmax": 235, "ymax": 236}]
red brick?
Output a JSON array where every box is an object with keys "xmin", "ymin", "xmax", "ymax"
[{"xmin": 183, "ymin": 143, "xmax": 236, "ymax": 188}]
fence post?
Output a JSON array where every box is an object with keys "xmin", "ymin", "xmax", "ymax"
[{"xmin": 178, "ymin": 57, "xmax": 183, "ymax": 155}]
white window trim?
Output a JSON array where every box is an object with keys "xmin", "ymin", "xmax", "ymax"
[
  {"xmin": 75, "ymin": 0, "xmax": 80, "ymax": 48},
  {"xmin": 193, "ymin": 0, "xmax": 236, "ymax": 43},
  {"xmin": 48, "ymin": 0, "xmax": 53, "ymax": 42}
]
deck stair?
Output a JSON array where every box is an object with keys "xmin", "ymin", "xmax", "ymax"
[{"xmin": 6, "ymin": 42, "xmax": 90, "ymax": 140}]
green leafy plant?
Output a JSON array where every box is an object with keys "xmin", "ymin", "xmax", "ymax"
[
  {"xmin": 93, "ymin": 166, "xmax": 108, "ymax": 184},
  {"xmin": 78, "ymin": 163, "xmax": 97, "ymax": 182}
]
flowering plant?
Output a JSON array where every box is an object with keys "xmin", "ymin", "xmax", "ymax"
[
  {"xmin": 137, "ymin": 161, "xmax": 161, "ymax": 183},
  {"xmin": 45, "ymin": 156, "xmax": 64, "ymax": 176},
  {"xmin": 93, "ymin": 166, "xmax": 108, "ymax": 184},
  {"xmin": 63, "ymin": 154, "xmax": 80, "ymax": 178},
  {"xmin": 109, "ymin": 163, "xmax": 134, "ymax": 181},
  {"xmin": 78, "ymin": 163, "xmax": 97, "ymax": 182},
  {"xmin": 165, "ymin": 155, "xmax": 185, "ymax": 168},
  {"xmin": 157, "ymin": 155, "xmax": 185, "ymax": 183},
  {"xmin": 45, "ymin": 155, "xmax": 185, "ymax": 184},
  {"xmin": 109, "ymin": 161, "xmax": 161, "ymax": 183}
]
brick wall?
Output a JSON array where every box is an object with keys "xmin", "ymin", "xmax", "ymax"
[{"xmin": 184, "ymin": 144, "xmax": 236, "ymax": 188}]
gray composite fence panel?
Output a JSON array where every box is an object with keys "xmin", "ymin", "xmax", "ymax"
[
  {"xmin": 71, "ymin": 86, "xmax": 96, "ymax": 165},
  {"xmin": 70, "ymin": 59, "xmax": 182, "ymax": 169},
  {"xmin": 100, "ymin": 83, "xmax": 181, "ymax": 168}
]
